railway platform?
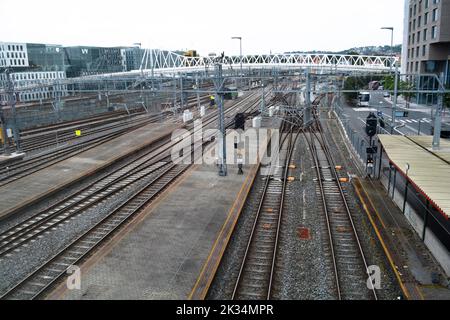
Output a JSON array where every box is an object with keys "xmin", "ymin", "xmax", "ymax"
[
  {"xmin": 48, "ymin": 161, "xmax": 261, "ymax": 300},
  {"xmin": 376, "ymin": 135, "xmax": 450, "ymax": 277},
  {"xmin": 0, "ymin": 122, "xmax": 180, "ymax": 220}
]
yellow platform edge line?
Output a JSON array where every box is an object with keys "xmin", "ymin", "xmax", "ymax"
[{"xmin": 188, "ymin": 164, "xmax": 259, "ymax": 300}]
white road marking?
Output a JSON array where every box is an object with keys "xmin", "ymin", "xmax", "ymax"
[
  {"xmin": 352, "ymin": 107, "xmax": 377, "ymax": 112},
  {"xmin": 359, "ymin": 115, "xmax": 425, "ymax": 135}
]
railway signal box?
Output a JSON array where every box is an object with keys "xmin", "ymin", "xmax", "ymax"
[{"xmin": 365, "ymin": 113, "xmax": 378, "ymax": 137}]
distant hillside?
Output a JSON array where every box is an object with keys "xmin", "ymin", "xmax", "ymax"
[{"xmin": 286, "ymin": 45, "xmax": 402, "ymax": 56}]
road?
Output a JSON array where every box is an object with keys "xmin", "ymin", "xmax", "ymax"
[{"xmin": 339, "ymin": 91, "xmax": 440, "ymax": 138}]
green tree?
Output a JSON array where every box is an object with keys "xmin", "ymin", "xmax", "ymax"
[
  {"xmin": 343, "ymin": 75, "xmax": 384, "ymax": 104},
  {"xmin": 400, "ymin": 81, "xmax": 416, "ymax": 108},
  {"xmin": 382, "ymin": 75, "xmax": 395, "ymax": 91}
]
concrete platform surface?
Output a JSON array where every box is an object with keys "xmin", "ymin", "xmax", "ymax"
[
  {"xmin": 0, "ymin": 122, "xmax": 179, "ymax": 220},
  {"xmin": 49, "ymin": 163, "xmax": 258, "ymax": 300}
]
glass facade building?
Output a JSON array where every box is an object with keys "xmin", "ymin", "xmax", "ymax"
[
  {"xmin": 63, "ymin": 46, "xmax": 126, "ymax": 77},
  {"xmin": 27, "ymin": 43, "xmax": 65, "ymax": 72}
]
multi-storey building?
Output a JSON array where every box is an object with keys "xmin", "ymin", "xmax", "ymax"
[
  {"xmin": 0, "ymin": 42, "xmax": 67, "ymax": 104},
  {"xmin": 0, "ymin": 42, "xmax": 29, "ymax": 68},
  {"xmin": 27, "ymin": 43, "xmax": 65, "ymax": 72},
  {"xmin": 1, "ymin": 41, "xmax": 187, "ymax": 104},
  {"xmin": 63, "ymin": 46, "xmax": 126, "ymax": 77},
  {"xmin": 121, "ymin": 47, "xmax": 145, "ymax": 71},
  {"xmin": 405, "ymin": 0, "xmax": 450, "ymax": 81}
]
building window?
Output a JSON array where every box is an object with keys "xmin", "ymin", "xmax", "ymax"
[
  {"xmin": 413, "ymin": 19, "xmax": 416, "ymax": 30},
  {"xmin": 412, "ymin": 33, "xmax": 415, "ymax": 43},
  {"xmin": 423, "ymin": 28, "xmax": 427, "ymax": 40},
  {"xmin": 418, "ymin": 16, "xmax": 422, "ymax": 27},
  {"xmin": 424, "ymin": 12, "xmax": 428, "ymax": 24},
  {"xmin": 417, "ymin": 46, "xmax": 420, "ymax": 57},
  {"xmin": 416, "ymin": 61, "xmax": 419, "ymax": 72},
  {"xmin": 432, "ymin": 8, "xmax": 438, "ymax": 21},
  {"xmin": 411, "ymin": 47, "xmax": 415, "ymax": 57},
  {"xmin": 418, "ymin": 31, "xmax": 421, "ymax": 43},
  {"xmin": 422, "ymin": 45, "xmax": 426, "ymax": 56},
  {"xmin": 425, "ymin": 0, "xmax": 429, "ymax": 8},
  {"xmin": 432, "ymin": 25, "xmax": 437, "ymax": 38},
  {"xmin": 414, "ymin": 4, "xmax": 417, "ymax": 15}
]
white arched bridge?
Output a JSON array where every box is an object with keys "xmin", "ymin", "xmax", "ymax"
[{"xmin": 134, "ymin": 49, "xmax": 397, "ymax": 76}]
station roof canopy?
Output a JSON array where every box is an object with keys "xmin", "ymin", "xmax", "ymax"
[{"xmin": 378, "ymin": 135, "xmax": 450, "ymax": 219}]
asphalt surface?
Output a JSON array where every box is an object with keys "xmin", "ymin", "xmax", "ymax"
[{"xmin": 340, "ymin": 91, "xmax": 449, "ymax": 137}]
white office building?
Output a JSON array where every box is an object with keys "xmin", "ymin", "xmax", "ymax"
[
  {"xmin": 0, "ymin": 42, "xmax": 67, "ymax": 104},
  {"xmin": 0, "ymin": 42, "xmax": 29, "ymax": 68}
]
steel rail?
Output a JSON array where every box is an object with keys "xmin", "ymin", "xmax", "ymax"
[
  {"xmin": 231, "ymin": 103, "xmax": 300, "ymax": 299},
  {"xmin": 0, "ymin": 89, "xmax": 268, "ymax": 299},
  {"xmin": 312, "ymin": 115, "xmax": 378, "ymax": 300}
]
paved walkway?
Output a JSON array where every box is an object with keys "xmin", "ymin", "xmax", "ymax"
[{"xmin": 49, "ymin": 163, "xmax": 259, "ymax": 300}]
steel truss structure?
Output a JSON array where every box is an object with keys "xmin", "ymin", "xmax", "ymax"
[{"xmin": 138, "ymin": 49, "xmax": 396, "ymax": 75}]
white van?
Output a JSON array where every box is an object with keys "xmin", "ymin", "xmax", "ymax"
[{"xmin": 358, "ymin": 91, "xmax": 370, "ymax": 107}]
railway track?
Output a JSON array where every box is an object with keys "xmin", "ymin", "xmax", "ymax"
[
  {"xmin": 0, "ymin": 89, "xmax": 269, "ymax": 299},
  {"xmin": 304, "ymin": 115, "xmax": 378, "ymax": 300},
  {"xmin": 0, "ymin": 95, "xmax": 216, "ymax": 186},
  {"xmin": 19, "ymin": 93, "xmax": 209, "ymax": 153},
  {"xmin": 0, "ymin": 92, "xmax": 263, "ymax": 258},
  {"xmin": 231, "ymin": 124, "xmax": 299, "ymax": 300},
  {"xmin": 0, "ymin": 116, "xmax": 160, "ymax": 187},
  {"xmin": 0, "ymin": 163, "xmax": 189, "ymax": 300},
  {"xmin": 20, "ymin": 112, "xmax": 157, "ymax": 153}
]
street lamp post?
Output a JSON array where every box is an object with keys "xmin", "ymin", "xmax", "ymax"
[
  {"xmin": 231, "ymin": 36, "xmax": 242, "ymax": 79},
  {"xmin": 391, "ymin": 63, "xmax": 399, "ymax": 134},
  {"xmin": 381, "ymin": 27, "xmax": 394, "ymax": 71}
]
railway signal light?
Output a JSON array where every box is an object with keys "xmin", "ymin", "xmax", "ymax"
[
  {"xmin": 234, "ymin": 113, "xmax": 246, "ymax": 130},
  {"xmin": 365, "ymin": 112, "xmax": 378, "ymax": 137},
  {"xmin": 367, "ymin": 155, "xmax": 374, "ymax": 168}
]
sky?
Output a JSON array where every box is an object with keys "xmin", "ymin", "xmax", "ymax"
[{"xmin": 0, "ymin": 0, "xmax": 405, "ymax": 56}]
